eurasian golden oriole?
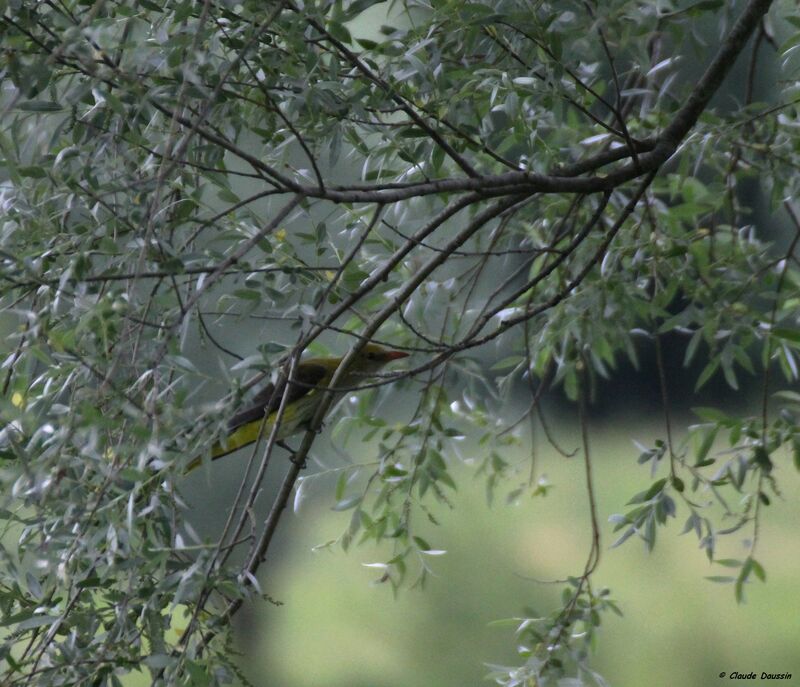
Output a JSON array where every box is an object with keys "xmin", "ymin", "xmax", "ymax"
[{"xmin": 187, "ymin": 343, "xmax": 408, "ymax": 471}]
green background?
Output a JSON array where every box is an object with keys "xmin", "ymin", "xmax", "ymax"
[{"xmin": 225, "ymin": 424, "xmax": 800, "ymax": 687}]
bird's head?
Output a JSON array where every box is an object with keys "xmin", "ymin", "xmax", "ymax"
[
  {"xmin": 309, "ymin": 343, "xmax": 409, "ymax": 382},
  {"xmin": 359, "ymin": 343, "xmax": 409, "ymax": 362},
  {"xmin": 352, "ymin": 343, "xmax": 409, "ymax": 375}
]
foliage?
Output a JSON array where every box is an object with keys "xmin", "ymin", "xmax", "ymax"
[{"xmin": 0, "ymin": 0, "xmax": 798, "ymax": 685}]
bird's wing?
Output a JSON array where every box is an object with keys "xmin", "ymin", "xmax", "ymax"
[{"xmin": 226, "ymin": 363, "xmax": 328, "ymax": 432}]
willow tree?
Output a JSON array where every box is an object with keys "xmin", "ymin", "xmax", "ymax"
[{"xmin": 1, "ymin": 0, "xmax": 798, "ymax": 685}]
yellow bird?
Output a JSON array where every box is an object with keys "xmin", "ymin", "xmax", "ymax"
[{"xmin": 188, "ymin": 344, "xmax": 409, "ymax": 471}]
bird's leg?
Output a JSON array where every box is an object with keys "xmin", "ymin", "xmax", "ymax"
[{"xmin": 278, "ymin": 440, "xmax": 307, "ymax": 468}]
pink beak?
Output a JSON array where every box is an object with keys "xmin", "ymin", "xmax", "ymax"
[{"xmin": 385, "ymin": 350, "xmax": 409, "ymax": 360}]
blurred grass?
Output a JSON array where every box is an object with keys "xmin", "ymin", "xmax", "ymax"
[{"xmin": 240, "ymin": 422, "xmax": 800, "ymax": 687}]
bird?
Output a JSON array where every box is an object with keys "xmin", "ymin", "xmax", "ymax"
[{"xmin": 187, "ymin": 343, "xmax": 409, "ymax": 471}]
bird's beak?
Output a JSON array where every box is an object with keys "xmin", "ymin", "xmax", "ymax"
[{"xmin": 385, "ymin": 350, "xmax": 409, "ymax": 361}]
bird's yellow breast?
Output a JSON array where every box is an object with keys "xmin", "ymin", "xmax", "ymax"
[{"xmin": 209, "ymin": 390, "xmax": 330, "ymax": 459}]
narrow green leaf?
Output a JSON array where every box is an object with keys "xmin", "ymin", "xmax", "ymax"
[
  {"xmin": 752, "ymin": 446, "xmax": 773, "ymax": 472},
  {"xmin": 644, "ymin": 478, "xmax": 668, "ymax": 500},
  {"xmin": 772, "ymin": 327, "xmax": 800, "ymax": 344},
  {"xmin": 694, "ymin": 359, "xmax": 719, "ymax": 391},
  {"xmin": 17, "ymin": 100, "xmax": 63, "ymax": 112},
  {"xmin": 332, "ymin": 495, "xmax": 362, "ymax": 511},
  {"xmin": 749, "ymin": 558, "xmax": 766, "ymax": 582},
  {"xmin": 694, "ymin": 425, "xmax": 718, "ymax": 464}
]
